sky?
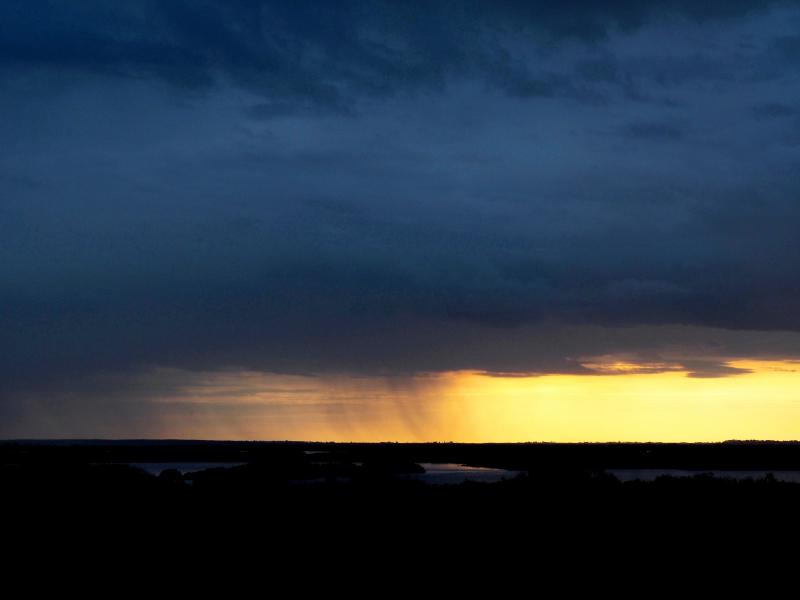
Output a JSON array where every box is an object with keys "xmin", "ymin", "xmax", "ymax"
[{"xmin": 3, "ymin": 1, "xmax": 800, "ymax": 441}]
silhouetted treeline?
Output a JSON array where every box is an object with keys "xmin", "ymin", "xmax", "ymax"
[
  {"xmin": 5, "ymin": 443, "xmax": 800, "ymax": 578},
  {"xmin": 7, "ymin": 440, "xmax": 800, "ymax": 470}
]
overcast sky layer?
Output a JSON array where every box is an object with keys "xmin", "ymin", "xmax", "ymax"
[{"xmin": 3, "ymin": 1, "xmax": 800, "ymax": 436}]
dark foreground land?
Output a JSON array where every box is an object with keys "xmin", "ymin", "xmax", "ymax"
[{"xmin": 4, "ymin": 440, "xmax": 800, "ymax": 575}]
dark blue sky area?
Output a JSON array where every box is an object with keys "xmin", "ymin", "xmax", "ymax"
[{"xmin": 2, "ymin": 1, "xmax": 800, "ymax": 432}]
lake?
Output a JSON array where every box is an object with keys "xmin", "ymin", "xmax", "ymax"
[
  {"xmin": 124, "ymin": 461, "xmax": 520, "ymax": 483},
  {"xmin": 406, "ymin": 463, "xmax": 522, "ymax": 484},
  {"xmin": 122, "ymin": 463, "xmax": 800, "ymax": 484},
  {"xmin": 128, "ymin": 462, "xmax": 246, "ymax": 475}
]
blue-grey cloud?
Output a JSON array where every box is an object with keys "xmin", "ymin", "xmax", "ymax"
[
  {"xmin": 2, "ymin": 1, "xmax": 797, "ymax": 109},
  {"xmin": 3, "ymin": 1, "xmax": 800, "ymax": 424},
  {"xmin": 752, "ymin": 102, "xmax": 800, "ymax": 118}
]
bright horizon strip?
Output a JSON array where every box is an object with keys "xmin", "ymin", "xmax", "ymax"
[
  {"xmin": 437, "ymin": 360, "xmax": 800, "ymax": 443},
  {"xmin": 133, "ymin": 359, "xmax": 800, "ymax": 442}
]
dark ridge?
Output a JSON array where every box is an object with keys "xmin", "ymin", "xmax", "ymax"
[{"xmin": 5, "ymin": 440, "xmax": 800, "ymax": 470}]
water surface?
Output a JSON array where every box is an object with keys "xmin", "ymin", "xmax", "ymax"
[
  {"xmin": 407, "ymin": 463, "xmax": 521, "ymax": 484},
  {"xmin": 129, "ymin": 462, "xmax": 245, "ymax": 475}
]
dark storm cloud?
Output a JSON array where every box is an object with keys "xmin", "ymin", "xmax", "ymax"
[
  {"xmin": 3, "ymin": 0, "xmax": 800, "ymax": 423},
  {"xmin": 621, "ymin": 119, "xmax": 688, "ymax": 140},
  {"xmin": 774, "ymin": 33, "xmax": 800, "ymax": 61},
  {"xmin": 2, "ymin": 1, "xmax": 797, "ymax": 110},
  {"xmin": 752, "ymin": 102, "xmax": 799, "ymax": 118}
]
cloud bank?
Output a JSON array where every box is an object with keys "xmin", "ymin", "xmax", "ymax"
[{"xmin": 3, "ymin": 1, "xmax": 800, "ymax": 432}]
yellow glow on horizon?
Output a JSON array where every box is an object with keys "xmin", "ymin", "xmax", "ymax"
[
  {"xmin": 437, "ymin": 360, "xmax": 800, "ymax": 442},
  {"xmin": 132, "ymin": 360, "xmax": 800, "ymax": 442}
]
